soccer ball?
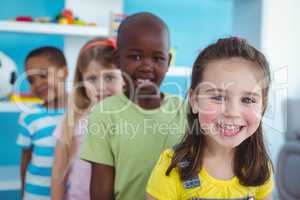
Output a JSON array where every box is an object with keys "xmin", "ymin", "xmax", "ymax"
[{"xmin": 0, "ymin": 52, "xmax": 17, "ymax": 99}]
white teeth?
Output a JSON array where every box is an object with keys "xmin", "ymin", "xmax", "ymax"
[
  {"xmin": 220, "ymin": 124, "xmax": 241, "ymax": 130},
  {"xmin": 137, "ymin": 79, "xmax": 151, "ymax": 84},
  {"xmin": 136, "ymin": 79, "xmax": 153, "ymax": 88}
]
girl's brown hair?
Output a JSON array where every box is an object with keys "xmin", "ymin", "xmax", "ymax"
[
  {"xmin": 166, "ymin": 37, "xmax": 272, "ymax": 186},
  {"xmin": 60, "ymin": 38, "xmax": 116, "ymax": 162}
]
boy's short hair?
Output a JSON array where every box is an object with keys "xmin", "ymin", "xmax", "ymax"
[
  {"xmin": 25, "ymin": 46, "xmax": 67, "ymax": 68},
  {"xmin": 117, "ymin": 12, "xmax": 170, "ymax": 49}
]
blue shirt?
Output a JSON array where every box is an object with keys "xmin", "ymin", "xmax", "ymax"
[{"xmin": 17, "ymin": 104, "xmax": 64, "ymax": 200}]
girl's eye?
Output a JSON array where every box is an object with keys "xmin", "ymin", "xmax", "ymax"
[
  {"xmin": 242, "ymin": 96, "xmax": 256, "ymax": 104},
  {"xmin": 87, "ymin": 75, "xmax": 97, "ymax": 83},
  {"xmin": 104, "ymin": 74, "xmax": 115, "ymax": 82},
  {"xmin": 211, "ymin": 95, "xmax": 225, "ymax": 102}
]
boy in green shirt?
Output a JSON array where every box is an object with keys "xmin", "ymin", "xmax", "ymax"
[{"xmin": 80, "ymin": 12, "xmax": 186, "ymax": 200}]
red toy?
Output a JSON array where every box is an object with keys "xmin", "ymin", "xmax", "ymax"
[
  {"xmin": 62, "ymin": 9, "xmax": 74, "ymax": 24},
  {"xmin": 16, "ymin": 16, "xmax": 33, "ymax": 22}
]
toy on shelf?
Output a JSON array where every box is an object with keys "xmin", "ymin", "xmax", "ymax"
[
  {"xmin": 54, "ymin": 9, "xmax": 95, "ymax": 26},
  {"xmin": 13, "ymin": 9, "xmax": 97, "ymax": 27},
  {"xmin": 15, "ymin": 16, "xmax": 33, "ymax": 22},
  {"xmin": 0, "ymin": 52, "xmax": 17, "ymax": 100},
  {"xmin": 55, "ymin": 9, "xmax": 74, "ymax": 24},
  {"xmin": 35, "ymin": 17, "xmax": 51, "ymax": 23}
]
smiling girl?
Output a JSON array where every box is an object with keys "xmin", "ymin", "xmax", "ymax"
[{"xmin": 146, "ymin": 37, "xmax": 273, "ymax": 200}]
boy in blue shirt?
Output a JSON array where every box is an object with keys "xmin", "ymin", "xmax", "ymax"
[{"xmin": 17, "ymin": 47, "xmax": 68, "ymax": 200}]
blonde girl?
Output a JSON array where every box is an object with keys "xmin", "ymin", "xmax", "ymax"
[{"xmin": 51, "ymin": 38, "xmax": 123, "ymax": 200}]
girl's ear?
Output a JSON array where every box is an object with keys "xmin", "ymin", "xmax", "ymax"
[{"xmin": 189, "ymin": 89, "xmax": 198, "ymax": 114}]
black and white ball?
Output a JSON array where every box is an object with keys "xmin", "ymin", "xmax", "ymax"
[{"xmin": 0, "ymin": 52, "xmax": 17, "ymax": 99}]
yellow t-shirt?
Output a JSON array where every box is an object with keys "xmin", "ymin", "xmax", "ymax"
[{"xmin": 147, "ymin": 149, "xmax": 273, "ymax": 200}]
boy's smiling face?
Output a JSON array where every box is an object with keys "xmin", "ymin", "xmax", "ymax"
[
  {"xmin": 117, "ymin": 25, "xmax": 171, "ymax": 98},
  {"xmin": 25, "ymin": 56, "xmax": 67, "ymax": 105}
]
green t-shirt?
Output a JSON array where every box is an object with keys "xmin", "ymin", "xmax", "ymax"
[{"xmin": 80, "ymin": 93, "xmax": 186, "ymax": 200}]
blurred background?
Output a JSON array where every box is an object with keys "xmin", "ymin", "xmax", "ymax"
[{"xmin": 0, "ymin": 0, "xmax": 299, "ymax": 199}]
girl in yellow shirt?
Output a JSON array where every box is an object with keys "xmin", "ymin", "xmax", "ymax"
[{"xmin": 146, "ymin": 37, "xmax": 274, "ymax": 200}]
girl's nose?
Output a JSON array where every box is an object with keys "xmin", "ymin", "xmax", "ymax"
[{"xmin": 223, "ymin": 99, "xmax": 241, "ymax": 118}]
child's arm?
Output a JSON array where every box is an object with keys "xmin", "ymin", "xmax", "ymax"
[
  {"xmin": 90, "ymin": 162, "xmax": 115, "ymax": 200},
  {"xmin": 20, "ymin": 148, "xmax": 32, "ymax": 198},
  {"xmin": 51, "ymin": 141, "xmax": 69, "ymax": 200}
]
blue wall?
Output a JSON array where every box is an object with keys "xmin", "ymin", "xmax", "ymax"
[
  {"xmin": 124, "ymin": 0, "xmax": 234, "ymax": 67},
  {"xmin": 0, "ymin": 0, "xmax": 64, "ymax": 92},
  {"xmin": 0, "ymin": 0, "xmax": 64, "ymax": 166},
  {"xmin": 0, "ymin": 113, "xmax": 21, "ymax": 165}
]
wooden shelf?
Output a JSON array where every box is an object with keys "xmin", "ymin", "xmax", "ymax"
[{"xmin": 0, "ymin": 20, "xmax": 109, "ymax": 37}]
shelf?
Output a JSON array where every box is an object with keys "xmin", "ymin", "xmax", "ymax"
[
  {"xmin": 0, "ymin": 20, "xmax": 109, "ymax": 37},
  {"xmin": 0, "ymin": 102, "xmax": 35, "ymax": 113},
  {"xmin": 167, "ymin": 66, "xmax": 191, "ymax": 77}
]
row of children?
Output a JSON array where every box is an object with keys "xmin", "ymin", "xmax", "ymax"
[{"xmin": 17, "ymin": 12, "xmax": 273, "ymax": 200}]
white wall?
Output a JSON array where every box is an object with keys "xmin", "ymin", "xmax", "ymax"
[
  {"xmin": 64, "ymin": 0, "xmax": 123, "ymax": 91},
  {"xmin": 260, "ymin": 0, "xmax": 291, "ymax": 165},
  {"xmin": 261, "ymin": 0, "xmax": 300, "ymax": 158}
]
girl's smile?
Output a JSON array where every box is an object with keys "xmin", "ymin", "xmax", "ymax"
[{"xmin": 217, "ymin": 123, "xmax": 245, "ymax": 137}]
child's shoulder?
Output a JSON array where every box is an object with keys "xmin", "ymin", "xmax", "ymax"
[
  {"xmin": 153, "ymin": 148, "xmax": 182, "ymax": 179},
  {"xmin": 19, "ymin": 104, "xmax": 44, "ymax": 123},
  {"xmin": 159, "ymin": 148, "xmax": 175, "ymax": 164},
  {"xmin": 90, "ymin": 94, "xmax": 127, "ymax": 115},
  {"xmin": 158, "ymin": 144, "xmax": 189, "ymax": 169},
  {"xmin": 19, "ymin": 103, "xmax": 63, "ymax": 125}
]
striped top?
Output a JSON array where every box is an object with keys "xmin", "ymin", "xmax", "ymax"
[{"xmin": 17, "ymin": 104, "xmax": 64, "ymax": 200}]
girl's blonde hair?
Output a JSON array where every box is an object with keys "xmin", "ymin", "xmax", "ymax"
[{"xmin": 60, "ymin": 38, "xmax": 116, "ymax": 162}]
